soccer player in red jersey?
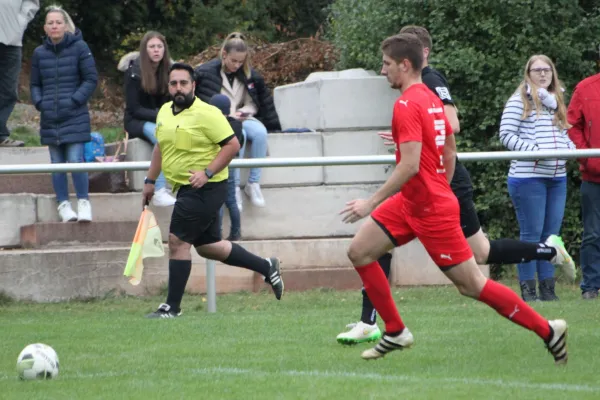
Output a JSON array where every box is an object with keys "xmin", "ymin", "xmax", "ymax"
[{"xmin": 340, "ymin": 33, "xmax": 568, "ymax": 364}]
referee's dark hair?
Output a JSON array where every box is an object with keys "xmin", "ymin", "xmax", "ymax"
[{"xmin": 169, "ymin": 62, "xmax": 195, "ymax": 81}]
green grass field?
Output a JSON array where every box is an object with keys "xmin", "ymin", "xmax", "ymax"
[{"xmin": 1, "ymin": 283, "xmax": 599, "ymax": 400}]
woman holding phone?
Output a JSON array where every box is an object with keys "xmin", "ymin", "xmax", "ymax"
[{"xmin": 194, "ymin": 32, "xmax": 280, "ymax": 210}]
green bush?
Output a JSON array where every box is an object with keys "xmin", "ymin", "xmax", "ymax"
[
  {"xmin": 23, "ymin": 0, "xmax": 333, "ymax": 66},
  {"xmin": 329, "ymin": 0, "xmax": 600, "ymax": 276}
]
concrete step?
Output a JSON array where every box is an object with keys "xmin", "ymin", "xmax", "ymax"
[
  {"xmin": 0, "ymin": 173, "xmax": 75, "ymax": 194},
  {"xmin": 0, "ymin": 238, "xmax": 489, "ymax": 302},
  {"xmin": 20, "ymin": 221, "xmax": 140, "ymax": 248},
  {"xmin": 1, "ymin": 184, "xmax": 379, "ymax": 247}
]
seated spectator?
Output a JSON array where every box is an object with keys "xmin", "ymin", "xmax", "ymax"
[
  {"xmin": 194, "ymin": 32, "xmax": 281, "ymax": 211},
  {"xmin": 567, "ymin": 71, "xmax": 600, "ymax": 300},
  {"xmin": 30, "ymin": 5, "xmax": 97, "ymax": 222},
  {"xmin": 499, "ymin": 54, "xmax": 574, "ymax": 301},
  {"xmin": 118, "ymin": 31, "xmax": 176, "ymax": 207},
  {"xmin": 210, "ymin": 94, "xmax": 245, "ymax": 241}
]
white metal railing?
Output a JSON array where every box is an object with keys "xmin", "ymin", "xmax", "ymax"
[
  {"xmin": 2, "ymin": 149, "xmax": 600, "ymax": 174},
  {"xmin": 3, "ymin": 148, "xmax": 599, "ymax": 312}
]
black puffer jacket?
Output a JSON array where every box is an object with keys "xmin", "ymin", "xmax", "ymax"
[
  {"xmin": 120, "ymin": 53, "xmax": 170, "ymax": 140},
  {"xmin": 194, "ymin": 59, "xmax": 281, "ymax": 131}
]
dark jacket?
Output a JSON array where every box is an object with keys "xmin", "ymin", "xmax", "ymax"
[
  {"xmin": 194, "ymin": 59, "xmax": 281, "ymax": 131},
  {"xmin": 227, "ymin": 116, "xmax": 245, "ymax": 152},
  {"xmin": 30, "ymin": 29, "xmax": 97, "ymax": 146},
  {"xmin": 568, "ymin": 73, "xmax": 600, "ymax": 183},
  {"xmin": 120, "ymin": 53, "xmax": 171, "ymax": 139}
]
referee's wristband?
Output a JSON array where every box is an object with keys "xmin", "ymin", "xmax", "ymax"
[{"xmin": 144, "ymin": 177, "xmax": 156, "ymax": 185}]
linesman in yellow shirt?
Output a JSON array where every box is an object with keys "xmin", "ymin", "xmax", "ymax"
[{"xmin": 142, "ymin": 63, "xmax": 283, "ymax": 318}]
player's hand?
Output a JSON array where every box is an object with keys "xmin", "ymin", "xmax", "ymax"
[
  {"xmin": 189, "ymin": 170, "xmax": 209, "ymax": 188},
  {"xmin": 142, "ymin": 184, "xmax": 155, "ymax": 208},
  {"xmin": 378, "ymin": 131, "xmax": 394, "ymax": 146},
  {"xmin": 340, "ymin": 199, "xmax": 375, "ymax": 224}
]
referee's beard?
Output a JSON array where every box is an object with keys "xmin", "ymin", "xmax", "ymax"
[{"xmin": 173, "ymin": 91, "xmax": 195, "ymax": 109}]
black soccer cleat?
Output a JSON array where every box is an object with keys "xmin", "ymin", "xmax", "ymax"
[
  {"xmin": 265, "ymin": 257, "xmax": 284, "ymax": 300},
  {"xmin": 145, "ymin": 303, "xmax": 182, "ymax": 319}
]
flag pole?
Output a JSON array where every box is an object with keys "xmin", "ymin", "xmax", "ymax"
[{"xmin": 206, "ymin": 259, "xmax": 217, "ymax": 313}]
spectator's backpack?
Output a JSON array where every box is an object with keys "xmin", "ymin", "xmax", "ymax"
[{"xmin": 84, "ymin": 132, "xmax": 105, "ymax": 162}]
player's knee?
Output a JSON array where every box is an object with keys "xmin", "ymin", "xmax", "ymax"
[
  {"xmin": 347, "ymin": 244, "xmax": 368, "ymax": 267},
  {"xmin": 473, "ymin": 250, "xmax": 488, "ymax": 266},
  {"xmin": 168, "ymin": 233, "xmax": 188, "ymax": 253}
]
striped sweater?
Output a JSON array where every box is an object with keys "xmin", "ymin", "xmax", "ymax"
[{"xmin": 499, "ymin": 92, "xmax": 574, "ymax": 178}]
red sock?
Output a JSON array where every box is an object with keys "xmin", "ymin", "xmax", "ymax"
[
  {"xmin": 356, "ymin": 261, "xmax": 405, "ymax": 333},
  {"xmin": 478, "ymin": 279, "xmax": 550, "ymax": 341}
]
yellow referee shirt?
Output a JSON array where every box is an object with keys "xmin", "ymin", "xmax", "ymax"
[{"xmin": 156, "ymin": 98, "xmax": 234, "ymax": 192}]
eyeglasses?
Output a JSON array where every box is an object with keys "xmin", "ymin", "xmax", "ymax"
[{"xmin": 529, "ymin": 68, "xmax": 552, "ymax": 75}]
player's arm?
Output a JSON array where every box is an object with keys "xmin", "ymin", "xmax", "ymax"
[
  {"xmin": 443, "ymin": 134, "xmax": 456, "ymax": 183},
  {"xmin": 368, "ymin": 141, "xmax": 421, "ymax": 208},
  {"xmin": 146, "ymin": 143, "xmax": 162, "ymax": 181},
  {"xmin": 444, "ymin": 104, "xmax": 460, "ymax": 134},
  {"xmin": 206, "ymin": 135, "xmax": 240, "ymax": 175}
]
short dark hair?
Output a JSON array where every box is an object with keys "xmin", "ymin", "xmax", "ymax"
[
  {"xmin": 169, "ymin": 62, "xmax": 195, "ymax": 81},
  {"xmin": 381, "ymin": 33, "xmax": 424, "ymax": 71},
  {"xmin": 399, "ymin": 25, "xmax": 432, "ymax": 53}
]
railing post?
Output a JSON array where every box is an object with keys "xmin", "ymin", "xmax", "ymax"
[{"xmin": 206, "ymin": 259, "xmax": 217, "ymax": 313}]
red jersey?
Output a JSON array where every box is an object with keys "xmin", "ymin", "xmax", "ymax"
[{"xmin": 392, "ymin": 83, "xmax": 455, "ymax": 214}]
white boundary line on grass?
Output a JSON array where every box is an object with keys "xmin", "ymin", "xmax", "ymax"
[{"xmin": 2, "ymin": 366, "xmax": 599, "ymax": 393}]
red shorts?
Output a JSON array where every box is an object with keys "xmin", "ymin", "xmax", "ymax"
[{"xmin": 371, "ymin": 193, "xmax": 473, "ymax": 268}]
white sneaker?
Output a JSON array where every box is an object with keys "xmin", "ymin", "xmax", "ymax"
[
  {"xmin": 244, "ymin": 182, "xmax": 265, "ymax": 207},
  {"xmin": 235, "ymin": 186, "xmax": 243, "ymax": 212},
  {"xmin": 57, "ymin": 201, "xmax": 77, "ymax": 222},
  {"xmin": 361, "ymin": 328, "xmax": 414, "ymax": 360},
  {"xmin": 337, "ymin": 321, "xmax": 382, "ymax": 345},
  {"xmin": 77, "ymin": 199, "xmax": 92, "ymax": 222},
  {"xmin": 545, "ymin": 235, "xmax": 576, "ymax": 281},
  {"xmin": 152, "ymin": 188, "xmax": 176, "ymax": 207},
  {"xmin": 546, "ymin": 319, "xmax": 568, "ymax": 365}
]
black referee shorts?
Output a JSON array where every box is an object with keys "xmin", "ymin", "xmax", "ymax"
[
  {"xmin": 169, "ymin": 181, "xmax": 227, "ymax": 247},
  {"xmin": 458, "ymin": 195, "xmax": 481, "ymax": 239}
]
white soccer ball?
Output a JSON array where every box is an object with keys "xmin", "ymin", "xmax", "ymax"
[{"xmin": 16, "ymin": 343, "xmax": 59, "ymax": 380}]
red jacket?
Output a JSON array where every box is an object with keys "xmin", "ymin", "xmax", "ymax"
[{"xmin": 567, "ymin": 73, "xmax": 600, "ymax": 183}]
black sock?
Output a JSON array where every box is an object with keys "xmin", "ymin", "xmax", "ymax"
[
  {"xmin": 487, "ymin": 239, "xmax": 556, "ymax": 264},
  {"xmin": 223, "ymin": 242, "xmax": 270, "ymax": 277},
  {"xmin": 165, "ymin": 259, "xmax": 192, "ymax": 312},
  {"xmin": 360, "ymin": 253, "xmax": 393, "ymax": 325}
]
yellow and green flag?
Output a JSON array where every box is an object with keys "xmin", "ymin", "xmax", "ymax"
[{"xmin": 123, "ymin": 207, "xmax": 165, "ymax": 285}]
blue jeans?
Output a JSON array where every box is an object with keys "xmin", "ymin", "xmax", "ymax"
[
  {"xmin": 508, "ymin": 176, "xmax": 567, "ymax": 281},
  {"xmin": 580, "ymin": 181, "xmax": 600, "ymax": 293},
  {"xmin": 218, "ymin": 169, "xmax": 241, "ymax": 236},
  {"xmin": 234, "ymin": 119, "xmax": 267, "ymax": 186},
  {"xmin": 48, "ymin": 143, "xmax": 89, "ymax": 203},
  {"xmin": 0, "ymin": 44, "xmax": 21, "ymax": 138},
  {"xmin": 143, "ymin": 122, "xmax": 167, "ymax": 190}
]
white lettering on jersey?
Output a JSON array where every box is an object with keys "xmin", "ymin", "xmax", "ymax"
[
  {"xmin": 429, "ymin": 104, "xmax": 447, "ymax": 174},
  {"xmin": 435, "ymin": 87, "xmax": 452, "ymax": 101}
]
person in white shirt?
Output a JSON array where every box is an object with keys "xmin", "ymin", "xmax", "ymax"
[
  {"xmin": 0, "ymin": 0, "xmax": 40, "ymax": 147},
  {"xmin": 499, "ymin": 54, "xmax": 574, "ymax": 302}
]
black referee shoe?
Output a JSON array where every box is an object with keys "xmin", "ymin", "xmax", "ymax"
[
  {"xmin": 145, "ymin": 303, "xmax": 182, "ymax": 319},
  {"xmin": 265, "ymin": 258, "xmax": 284, "ymax": 300}
]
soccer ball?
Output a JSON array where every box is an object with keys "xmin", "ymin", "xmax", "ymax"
[{"xmin": 16, "ymin": 343, "xmax": 59, "ymax": 380}]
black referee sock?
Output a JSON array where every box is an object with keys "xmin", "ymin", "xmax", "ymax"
[
  {"xmin": 360, "ymin": 253, "xmax": 393, "ymax": 325},
  {"xmin": 165, "ymin": 259, "xmax": 192, "ymax": 313},
  {"xmin": 223, "ymin": 243, "xmax": 270, "ymax": 277},
  {"xmin": 487, "ymin": 239, "xmax": 556, "ymax": 264}
]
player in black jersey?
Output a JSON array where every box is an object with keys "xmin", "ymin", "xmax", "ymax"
[{"xmin": 336, "ymin": 26, "xmax": 576, "ymax": 345}]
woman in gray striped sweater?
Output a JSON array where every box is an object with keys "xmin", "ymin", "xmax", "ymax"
[{"xmin": 499, "ymin": 54, "xmax": 574, "ymax": 302}]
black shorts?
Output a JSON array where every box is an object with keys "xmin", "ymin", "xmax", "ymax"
[
  {"xmin": 459, "ymin": 196, "xmax": 481, "ymax": 239},
  {"xmin": 169, "ymin": 181, "xmax": 227, "ymax": 247}
]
